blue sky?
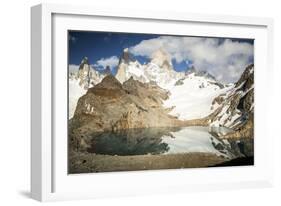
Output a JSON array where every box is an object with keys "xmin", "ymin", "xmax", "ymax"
[
  {"xmin": 68, "ymin": 31, "xmax": 254, "ymax": 82},
  {"xmin": 69, "ymin": 31, "xmax": 159, "ymax": 74}
]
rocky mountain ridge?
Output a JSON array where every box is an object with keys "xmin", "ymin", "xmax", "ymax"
[
  {"xmin": 115, "ymin": 48, "xmax": 186, "ymax": 88},
  {"xmin": 69, "ymin": 75, "xmax": 184, "ymax": 150},
  {"xmin": 208, "ymin": 64, "xmax": 254, "ymax": 139}
]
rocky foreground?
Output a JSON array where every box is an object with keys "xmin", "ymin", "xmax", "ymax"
[{"xmin": 69, "ymin": 151, "xmax": 227, "ymax": 173}]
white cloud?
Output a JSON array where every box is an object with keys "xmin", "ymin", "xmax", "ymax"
[
  {"xmin": 129, "ymin": 36, "xmax": 253, "ymax": 83},
  {"xmin": 94, "ymin": 56, "xmax": 119, "ymax": 70}
]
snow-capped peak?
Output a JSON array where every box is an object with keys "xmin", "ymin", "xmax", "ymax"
[
  {"xmin": 115, "ymin": 47, "xmax": 186, "ymax": 88},
  {"xmin": 80, "ymin": 56, "xmax": 89, "ymax": 65},
  {"xmin": 185, "ymin": 66, "xmax": 216, "ymax": 82},
  {"xmin": 118, "ymin": 47, "xmax": 136, "ymax": 64},
  {"xmin": 123, "ymin": 47, "xmax": 129, "ymax": 52},
  {"xmin": 150, "ymin": 48, "xmax": 173, "ymax": 71},
  {"xmin": 116, "ymin": 49, "xmax": 148, "ymax": 83},
  {"xmin": 185, "ymin": 66, "xmax": 196, "ymax": 75}
]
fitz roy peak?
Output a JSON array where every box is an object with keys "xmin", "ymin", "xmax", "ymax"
[
  {"xmin": 115, "ymin": 48, "xmax": 148, "ymax": 84},
  {"xmin": 115, "ymin": 48, "xmax": 185, "ymax": 87}
]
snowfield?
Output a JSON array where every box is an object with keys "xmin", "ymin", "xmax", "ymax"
[
  {"xmin": 164, "ymin": 73, "xmax": 233, "ymax": 120},
  {"xmin": 69, "ymin": 78, "xmax": 87, "ymax": 119}
]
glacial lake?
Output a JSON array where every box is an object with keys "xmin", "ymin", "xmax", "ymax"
[{"xmin": 86, "ymin": 126, "xmax": 248, "ymax": 158}]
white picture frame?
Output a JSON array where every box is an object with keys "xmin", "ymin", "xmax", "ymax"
[{"xmin": 31, "ymin": 3, "xmax": 274, "ymax": 202}]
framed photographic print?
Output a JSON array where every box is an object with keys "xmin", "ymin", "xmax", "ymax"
[{"xmin": 31, "ymin": 3, "xmax": 274, "ymax": 201}]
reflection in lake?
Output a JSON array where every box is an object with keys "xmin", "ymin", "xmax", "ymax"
[
  {"xmin": 86, "ymin": 126, "xmax": 253, "ymax": 158},
  {"xmin": 161, "ymin": 127, "xmax": 227, "ymax": 155},
  {"xmin": 87, "ymin": 127, "xmax": 180, "ymax": 155}
]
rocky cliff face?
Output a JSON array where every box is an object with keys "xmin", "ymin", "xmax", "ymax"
[
  {"xmin": 115, "ymin": 48, "xmax": 148, "ymax": 83},
  {"xmin": 76, "ymin": 57, "xmax": 106, "ymax": 89},
  {"xmin": 149, "ymin": 48, "xmax": 174, "ymax": 72},
  {"xmin": 207, "ymin": 64, "xmax": 254, "ymax": 139},
  {"xmin": 115, "ymin": 48, "xmax": 185, "ymax": 88},
  {"xmin": 68, "ymin": 57, "xmax": 106, "ymax": 118},
  {"xmin": 143, "ymin": 54, "xmax": 185, "ymax": 88},
  {"xmin": 69, "ymin": 75, "xmax": 182, "ymax": 150}
]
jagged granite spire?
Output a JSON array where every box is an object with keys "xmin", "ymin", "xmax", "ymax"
[
  {"xmin": 115, "ymin": 48, "xmax": 143, "ymax": 83},
  {"xmin": 118, "ymin": 48, "xmax": 136, "ymax": 64}
]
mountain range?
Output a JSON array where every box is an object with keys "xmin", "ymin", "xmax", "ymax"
[{"xmin": 68, "ymin": 48, "xmax": 254, "ymax": 148}]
